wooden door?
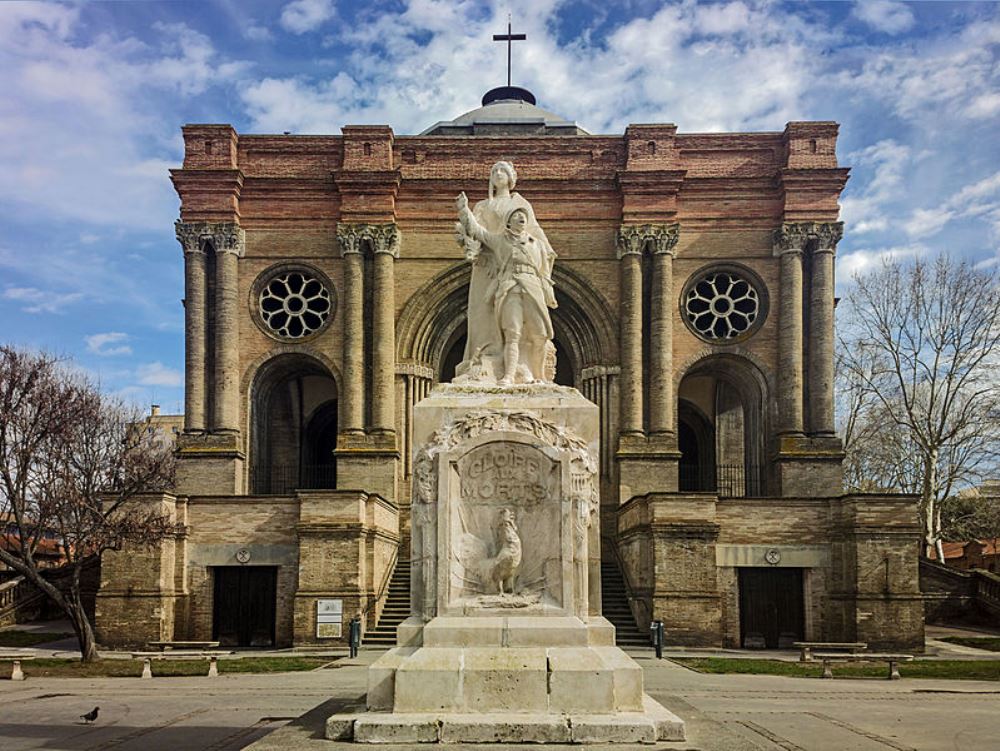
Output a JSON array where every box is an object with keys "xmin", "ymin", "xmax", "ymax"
[
  {"xmin": 738, "ymin": 567, "xmax": 804, "ymax": 649},
  {"xmin": 212, "ymin": 566, "xmax": 277, "ymax": 648}
]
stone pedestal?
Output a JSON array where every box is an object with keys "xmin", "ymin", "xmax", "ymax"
[{"xmin": 329, "ymin": 384, "xmax": 684, "ymax": 743}]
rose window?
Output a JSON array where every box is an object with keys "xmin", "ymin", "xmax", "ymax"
[
  {"xmin": 258, "ymin": 270, "xmax": 332, "ymax": 339},
  {"xmin": 683, "ymin": 270, "xmax": 761, "ymax": 340}
]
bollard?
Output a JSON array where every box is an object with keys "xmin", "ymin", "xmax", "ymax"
[
  {"xmin": 141, "ymin": 658, "xmax": 152, "ymax": 679},
  {"xmin": 11, "ymin": 659, "xmax": 24, "ymax": 681},
  {"xmin": 349, "ymin": 616, "xmax": 362, "ymax": 658},
  {"xmin": 650, "ymin": 620, "xmax": 664, "ymax": 659},
  {"xmin": 208, "ymin": 655, "xmax": 218, "ymax": 677}
]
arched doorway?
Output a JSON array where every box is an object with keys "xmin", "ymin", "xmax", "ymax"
[
  {"xmin": 437, "ymin": 325, "xmax": 576, "ymax": 387},
  {"xmin": 396, "ymin": 263, "xmax": 618, "ymax": 478},
  {"xmin": 677, "ymin": 355, "xmax": 768, "ymax": 497},
  {"xmin": 250, "ymin": 353, "xmax": 338, "ymax": 494}
]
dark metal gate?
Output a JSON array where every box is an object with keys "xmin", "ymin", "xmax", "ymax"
[
  {"xmin": 212, "ymin": 566, "xmax": 277, "ymax": 648},
  {"xmin": 738, "ymin": 567, "xmax": 804, "ymax": 649}
]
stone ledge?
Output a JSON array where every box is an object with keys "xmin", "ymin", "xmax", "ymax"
[{"xmin": 327, "ymin": 694, "xmax": 685, "ymax": 744}]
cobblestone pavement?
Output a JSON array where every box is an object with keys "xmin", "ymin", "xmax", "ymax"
[{"xmin": 2, "ymin": 648, "xmax": 999, "ymax": 751}]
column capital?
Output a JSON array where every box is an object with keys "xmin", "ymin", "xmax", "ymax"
[
  {"xmin": 772, "ymin": 222, "xmax": 810, "ymax": 256},
  {"xmin": 337, "ymin": 222, "xmax": 401, "ymax": 258},
  {"xmin": 616, "ymin": 223, "xmax": 680, "ymax": 259},
  {"xmin": 773, "ymin": 221, "xmax": 844, "ymax": 256},
  {"xmin": 650, "ymin": 223, "xmax": 680, "ymax": 256},
  {"xmin": 812, "ymin": 221, "xmax": 844, "ymax": 252},
  {"xmin": 369, "ymin": 223, "xmax": 401, "ymax": 258},
  {"xmin": 174, "ymin": 221, "xmax": 244, "ymax": 257},
  {"xmin": 336, "ymin": 223, "xmax": 364, "ymax": 257}
]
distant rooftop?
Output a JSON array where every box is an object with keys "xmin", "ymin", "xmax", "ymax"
[{"xmin": 421, "ymin": 86, "xmax": 588, "ymax": 137}]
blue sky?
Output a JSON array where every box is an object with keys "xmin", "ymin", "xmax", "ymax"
[{"xmin": 2, "ymin": 0, "xmax": 999, "ymax": 413}]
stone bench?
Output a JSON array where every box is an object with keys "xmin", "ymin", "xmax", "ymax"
[
  {"xmin": 0, "ymin": 653, "xmax": 36, "ymax": 681},
  {"xmin": 813, "ymin": 652, "xmax": 913, "ymax": 680},
  {"xmin": 793, "ymin": 641, "xmax": 867, "ymax": 662},
  {"xmin": 131, "ymin": 651, "xmax": 228, "ymax": 679},
  {"xmin": 147, "ymin": 640, "xmax": 220, "ymax": 651}
]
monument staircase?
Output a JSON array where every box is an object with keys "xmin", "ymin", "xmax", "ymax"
[
  {"xmin": 600, "ymin": 560, "xmax": 648, "ymax": 647},
  {"xmin": 363, "ymin": 558, "xmax": 411, "ymax": 647}
]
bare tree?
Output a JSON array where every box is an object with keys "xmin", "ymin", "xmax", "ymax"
[
  {"xmin": 0, "ymin": 347, "xmax": 174, "ymax": 661},
  {"xmin": 838, "ymin": 256, "xmax": 1000, "ymax": 561},
  {"xmin": 942, "ymin": 484, "xmax": 1000, "ymax": 565}
]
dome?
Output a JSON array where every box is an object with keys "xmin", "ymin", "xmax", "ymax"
[{"xmin": 420, "ymin": 87, "xmax": 588, "ymax": 136}]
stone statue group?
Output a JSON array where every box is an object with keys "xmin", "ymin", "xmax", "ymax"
[{"xmin": 454, "ymin": 161, "xmax": 558, "ymax": 386}]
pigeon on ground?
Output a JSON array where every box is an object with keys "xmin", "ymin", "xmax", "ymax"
[{"xmin": 80, "ymin": 707, "xmax": 99, "ymax": 724}]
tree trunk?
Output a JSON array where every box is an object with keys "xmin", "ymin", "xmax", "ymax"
[
  {"xmin": 65, "ymin": 591, "xmax": 99, "ymax": 662},
  {"xmin": 922, "ymin": 450, "xmax": 940, "ymax": 558}
]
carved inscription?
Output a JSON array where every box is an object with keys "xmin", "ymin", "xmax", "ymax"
[{"xmin": 459, "ymin": 443, "xmax": 554, "ymax": 504}]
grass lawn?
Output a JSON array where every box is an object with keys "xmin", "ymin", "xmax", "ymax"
[
  {"xmin": 0, "ymin": 656, "xmax": 336, "ymax": 679},
  {"xmin": 673, "ymin": 657, "xmax": 1000, "ymax": 681},
  {"xmin": 0, "ymin": 631, "xmax": 74, "ymax": 648},
  {"xmin": 939, "ymin": 636, "xmax": 1000, "ymax": 652}
]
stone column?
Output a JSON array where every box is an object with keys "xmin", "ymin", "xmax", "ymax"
[
  {"xmin": 336, "ymin": 225, "xmax": 365, "ymax": 433},
  {"xmin": 773, "ymin": 224, "xmax": 807, "ymax": 436},
  {"xmin": 808, "ymin": 222, "xmax": 843, "ymax": 436},
  {"xmin": 175, "ymin": 222, "xmax": 207, "ymax": 433},
  {"xmin": 370, "ymin": 224, "xmax": 401, "ymax": 435},
  {"xmin": 210, "ymin": 224, "xmax": 245, "ymax": 434},
  {"xmin": 648, "ymin": 224, "xmax": 680, "ymax": 435},
  {"xmin": 616, "ymin": 226, "xmax": 646, "ymax": 435}
]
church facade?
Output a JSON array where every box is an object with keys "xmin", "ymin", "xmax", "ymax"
[{"xmin": 95, "ymin": 88, "xmax": 925, "ymax": 651}]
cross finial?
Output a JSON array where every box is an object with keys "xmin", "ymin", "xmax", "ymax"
[{"xmin": 492, "ymin": 15, "xmax": 526, "ymax": 87}]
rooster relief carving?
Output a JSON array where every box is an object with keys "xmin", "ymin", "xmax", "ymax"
[{"xmin": 457, "ymin": 507, "xmax": 525, "ymax": 595}]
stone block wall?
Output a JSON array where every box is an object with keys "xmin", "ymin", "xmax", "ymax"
[
  {"xmin": 614, "ymin": 492, "xmax": 924, "ymax": 650},
  {"xmin": 97, "ymin": 490, "xmax": 399, "ymax": 648},
  {"xmin": 95, "ymin": 493, "xmax": 180, "ymax": 647},
  {"xmin": 294, "ymin": 490, "xmax": 399, "ymax": 646}
]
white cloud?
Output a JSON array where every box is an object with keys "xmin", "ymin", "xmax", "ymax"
[
  {"xmin": 280, "ymin": 0, "xmax": 335, "ymax": 34},
  {"xmin": 136, "ymin": 361, "xmax": 183, "ymax": 387},
  {"xmin": 85, "ymin": 332, "xmax": 132, "ymax": 356},
  {"xmin": 837, "ymin": 243, "xmax": 927, "ymax": 281},
  {"xmin": 839, "ymin": 140, "xmax": 911, "ymax": 234},
  {"xmin": 840, "ymin": 18, "xmax": 1000, "ymax": 125},
  {"xmin": 852, "ymin": 1, "xmax": 915, "ymax": 35},
  {"xmin": 904, "ymin": 170, "xmax": 1000, "ymax": 239},
  {"xmin": 0, "ymin": 7, "xmax": 246, "ymax": 229},
  {"xmin": 2, "ymin": 286, "xmax": 84, "ymax": 314},
  {"xmin": 243, "ymin": 23, "xmax": 273, "ymax": 42},
  {"xmin": 243, "ymin": 1, "xmax": 827, "ymax": 136}
]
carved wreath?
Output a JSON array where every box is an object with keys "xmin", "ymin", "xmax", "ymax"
[{"xmin": 413, "ymin": 409, "xmax": 598, "ymax": 517}]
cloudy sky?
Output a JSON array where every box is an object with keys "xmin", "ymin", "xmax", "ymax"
[{"xmin": 2, "ymin": 0, "xmax": 999, "ymax": 412}]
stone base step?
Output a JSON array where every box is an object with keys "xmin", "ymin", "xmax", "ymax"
[{"xmin": 328, "ymin": 694, "xmax": 684, "ymax": 744}]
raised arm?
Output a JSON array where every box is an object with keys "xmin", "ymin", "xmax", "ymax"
[{"xmin": 456, "ymin": 192, "xmax": 493, "ymax": 245}]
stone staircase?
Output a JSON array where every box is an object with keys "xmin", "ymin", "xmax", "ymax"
[
  {"xmin": 363, "ymin": 558, "xmax": 411, "ymax": 647},
  {"xmin": 363, "ymin": 558, "xmax": 649, "ymax": 648},
  {"xmin": 601, "ymin": 560, "xmax": 648, "ymax": 648}
]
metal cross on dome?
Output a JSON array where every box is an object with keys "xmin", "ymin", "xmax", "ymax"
[{"xmin": 492, "ymin": 16, "xmax": 526, "ymax": 87}]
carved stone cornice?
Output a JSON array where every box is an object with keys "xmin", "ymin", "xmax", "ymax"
[
  {"xmin": 336, "ymin": 222, "xmax": 401, "ymax": 259},
  {"xmin": 772, "ymin": 221, "xmax": 844, "ymax": 257},
  {"xmin": 616, "ymin": 223, "xmax": 680, "ymax": 259},
  {"xmin": 174, "ymin": 220, "xmax": 245, "ymax": 257}
]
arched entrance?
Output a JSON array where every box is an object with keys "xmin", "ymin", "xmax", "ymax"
[
  {"xmin": 396, "ymin": 263, "xmax": 618, "ymax": 477},
  {"xmin": 677, "ymin": 355, "xmax": 768, "ymax": 497},
  {"xmin": 250, "ymin": 353, "xmax": 338, "ymax": 494}
]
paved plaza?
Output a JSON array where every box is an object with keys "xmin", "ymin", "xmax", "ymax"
[{"xmin": 1, "ymin": 641, "xmax": 999, "ymax": 751}]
